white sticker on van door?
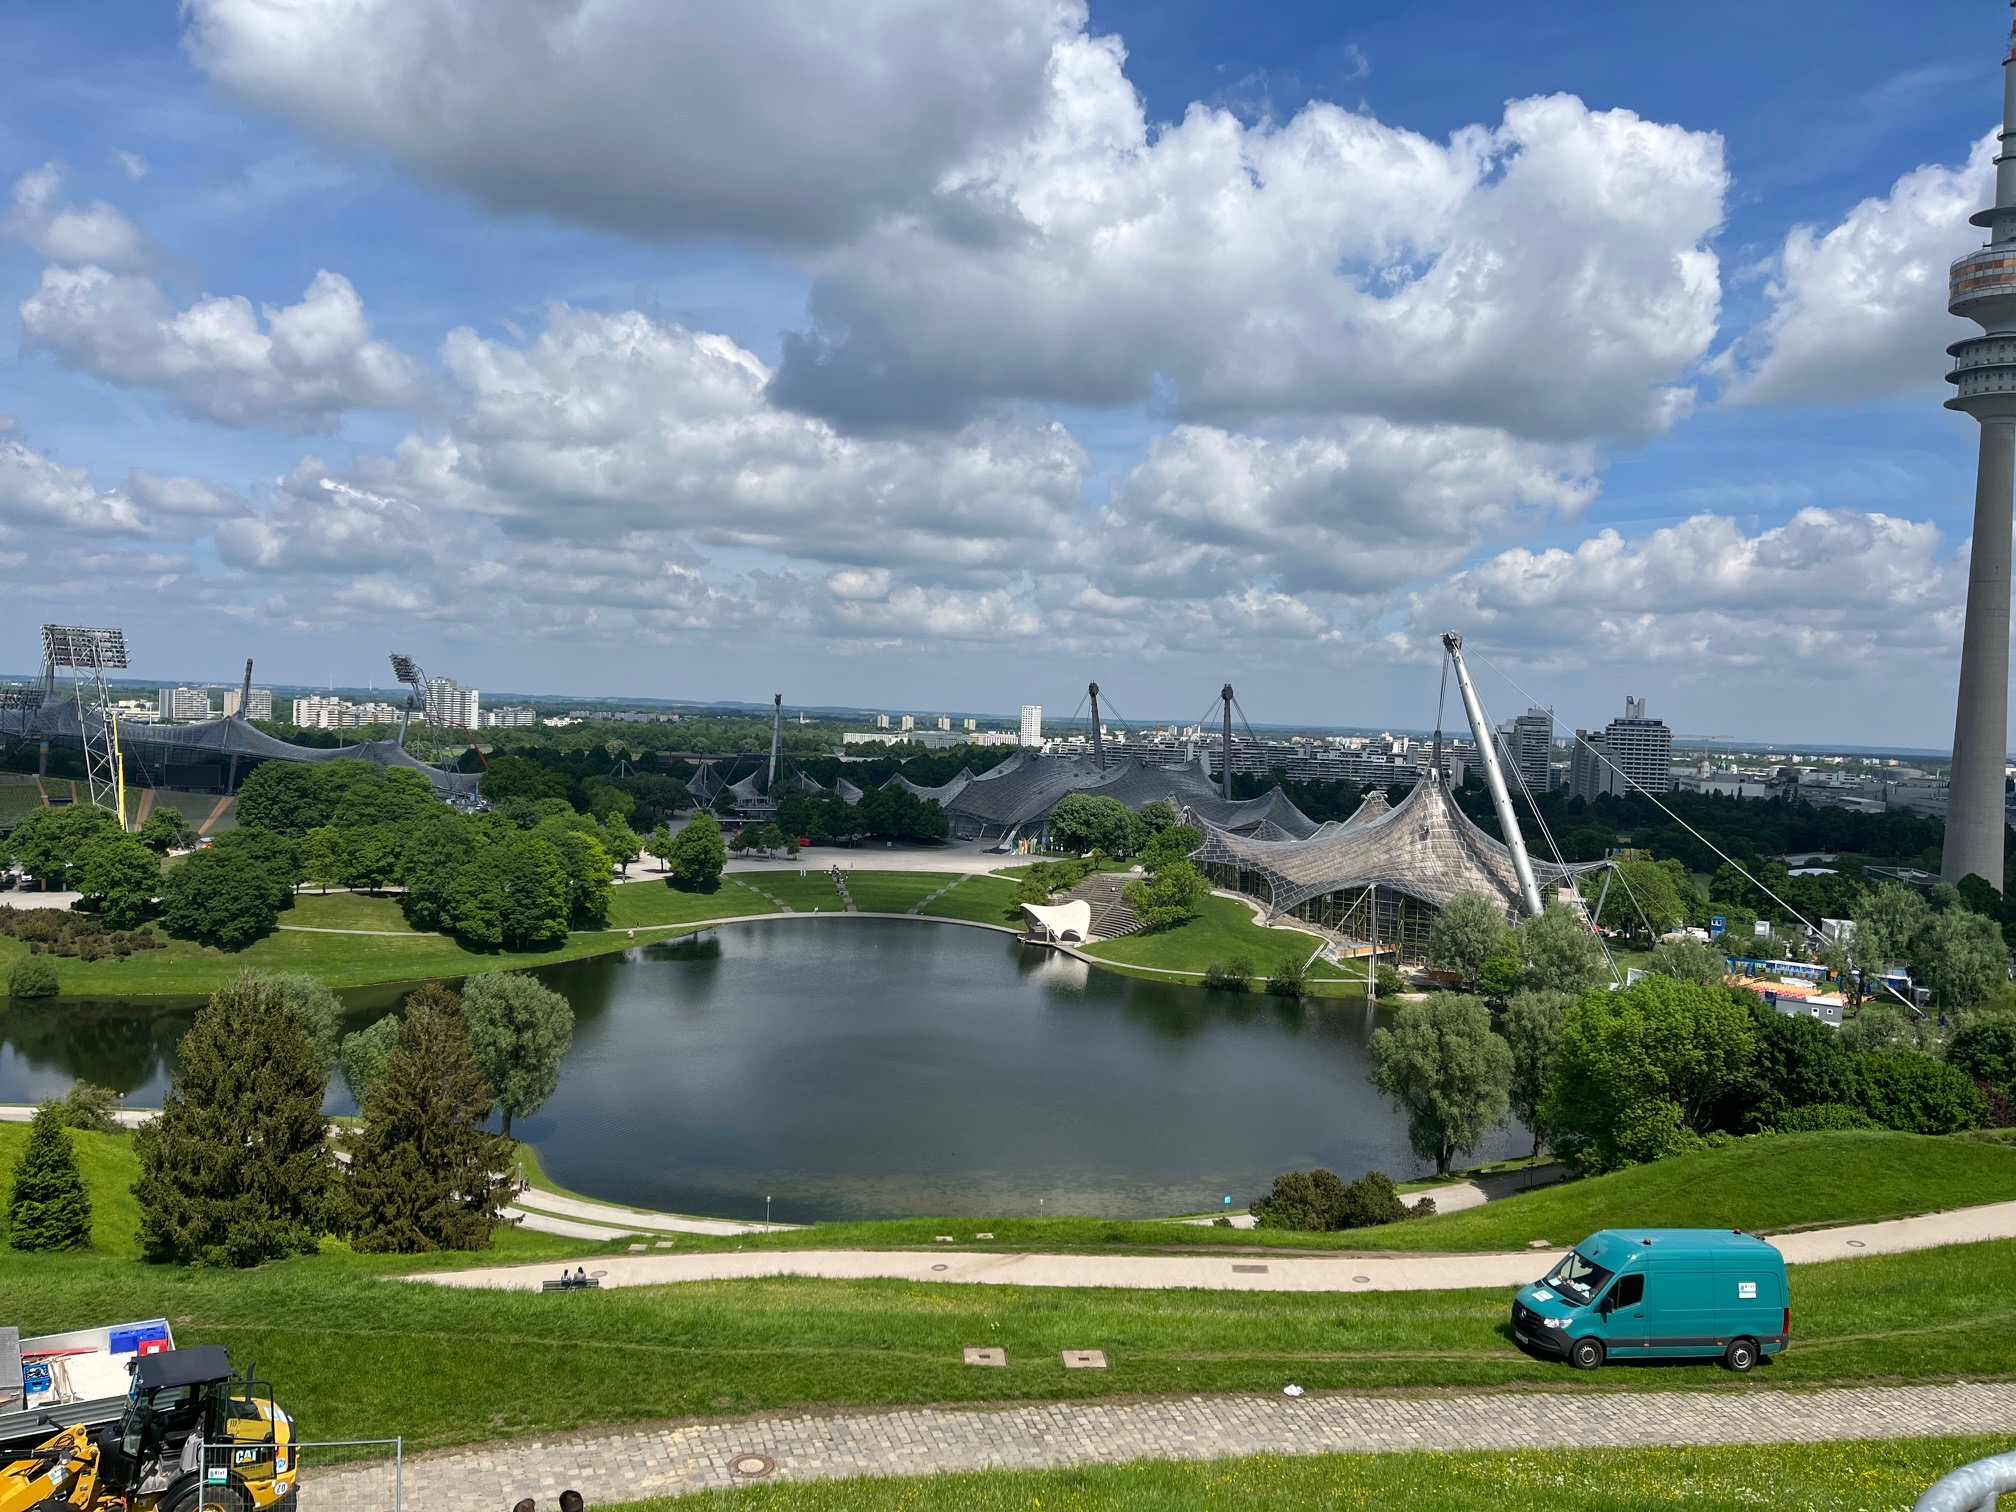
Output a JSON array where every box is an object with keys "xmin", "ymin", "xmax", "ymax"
[{"xmin": 1737, "ymin": 1281, "xmax": 1757, "ymax": 1299}]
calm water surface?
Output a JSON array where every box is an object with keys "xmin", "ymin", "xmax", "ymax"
[{"xmin": 0, "ymin": 919, "xmax": 1525, "ymax": 1222}]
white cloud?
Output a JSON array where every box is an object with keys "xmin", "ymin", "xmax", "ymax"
[
  {"xmin": 774, "ymin": 40, "xmax": 1727, "ymax": 442},
  {"xmin": 113, "ymin": 151, "xmax": 149, "ymax": 182},
  {"xmin": 0, "ymin": 427, "xmax": 242, "ymax": 541},
  {"xmin": 1405, "ymin": 508, "xmax": 1958, "ymax": 673},
  {"xmin": 1095, "ymin": 420, "xmax": 1594, "ymax": 600},
  {"xmin": 183, "ymin": 0, "xmax": 1074, "ymax": 247},
  {"xmin": 20, "ymin": 266, "xmax": 424, "ymax": 433},
  {"xmin": 1723, "ymin": 135, "xmax": 1992, "ymax": 406},
  {"xmin": 2, "ymin": 163, "xmax": 163, "ymax": 272}
]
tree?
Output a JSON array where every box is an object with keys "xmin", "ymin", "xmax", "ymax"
[
  {"xmin": 347, "ymin": 984, "xmax": 516, "ymax": 1253},
  {"xmin": 73, "ymin": 833, "xmax": 161, "ymax": 930},
  {"xmin": 1140, "ymin": 824, "xmax": 1201, "ymax": 874},
  {"xmin": 495, "ymin": 832, "xmax": 571, "ymax": 948},
  {"xmin": 1477, "ymin": 952, "xmax": 1525, "ymax": 1000},
  {"xmin": 1744, "ymin": 1005, "xmax": 1855, "ymax": 1129},
  {"xmin": 1647, "ymin": 936, "xmax": 1726, "ymax": 985},
  {"xmin": 300, "ymin": 825, "xmax": 347, "ymax": 892},
  {"xmin": 1369, "ymin": 993, "xmax": 1512, "ymax": 1176},
  {"xmin": 664, "ymin": 812, "xmax": 727, "ymax": 892},
  {"xmin": 1541, "ymin": 977, "xmax": 1757, "ymax": 1172},
  {"xmin": 258, "ymin": 972, "xmax": 344, "ymax": 1076},
  {"xmin": 1048, "ymin": 794, "xmax": 1138, "ymax": 856},
  {"xmin": 644, "ymin": 823, "xmax": 674, "ymax": 874},
  {"xmin": 1121, "ymin": 860, "xmax": 1209, "ymax": 929},
  {"xmin": 7, "ymin": 956, "xmax": 58, "ymax": 1000},
  {"xmin": 132, "ymin": 972, "xmax": 338, "ymax": 1266},
  {"xmin": 1840, "ymin": 1003, "xmax": 1913, "ymax": 1055},
  {"xmin": 136, "ymin": 808, "xmax": 196, "ymax": 855},
  {"xmin": 7, "ymin": 804, "xmax": 123, "ymax": 889},
  {"xmin": 478, "ymin": 755, "xmax": 572, "ymax": 805},
  {"xmin": 1265, "ymin": 953, "xmax": 1309, "ymax": 998},
  {"xmin": 1589, "ymin": 859, "xmax": 1686, "ymax": 937},
  {"xmin": 339, "ymin": 1014, "xmax": 402, "ymax": 1109},
  {"xmin": 6, "ymin": 1103, "xmax": 91, "ymax": 1251},
  {"xmin": 1853, "ymin": 883, "xmax": 1931, "ymax": 971},
  {"xmin": 1947, "ymin": 1015, "xmax": 2016, "ymax": 1100},
  {"xmin": 461, "ymin": 972, "xmax": 574, "ymax": 1137},
  {"xmin": 1516, "ymin": 903, "xmax": 1608, "ymax": 993},
  {"xmin": 599, "ymin": 817, "xmax": 642, "ymax": 875},
  {"xmin": 1427, "ymin": 892, "xmax": 1513, "ymax": 985},
  {"xmin": 233, "ymin": 760, "xmax": 334, "ymax": 837},
  {"xmin": 159, "ymin": 846, "xmax": 285, "ymax": 949},
  {"xmin": 1913, "ymin": 906, "xmax": 2008, "ymax": 1011},
  {"xmin": 1500, "ymin": 989, "xmax": 1572, "ymax": 1157}
]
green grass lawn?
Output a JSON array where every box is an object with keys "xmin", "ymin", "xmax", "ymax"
[
  {"xmin": 1, "ymin": 1127, "xmax": 2011, "ymax": 1454},
  {"xmin": 145, "ymin": 788, "xmax": 233, "ymax": 833},
  {"xmin": 1082, "ymin": 895, "xmax": 1319, "ymax": 973},
  {"xmin": 627, "ymin": 1438, "xmax": 2014, "ymax": 1512},
  {"xmin": 0, "ymin": 879, "xmax": 780, "ymax": 997},
  {"xmin": 0, "ymin": 782, "xmax": 43, "ymax": 823},
  {"xmin": 282, "ymin": 891, "xmax": 416, "ymax": 931},
  {"xmin": 916, "ymin": 874, "xmax": 1024, "ymax": 927},
  {"xmin": 750, "ymin": 872, "xmax": 849, "ymax": 911},
  {"xmin": 843, "ymin": 871, "xmax": 954, "ymax": 914}
]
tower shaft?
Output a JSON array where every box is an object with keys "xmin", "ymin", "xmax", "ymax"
[
  {"xmin": 1940, "ymin": 4, "xmax": 2016, "ymax": 888},
  {"xmin": 1220, "ymin": 684, "xmax": 1234, "ymax": 802},
  {"xmin": 1088, "ymin": 681, "xmax": 1103, "ymax": 768}
]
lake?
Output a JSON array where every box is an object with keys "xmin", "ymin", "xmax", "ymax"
[{"xmin": 0, "ymin": 918, "xmax": 1527, "ymax": 1222}]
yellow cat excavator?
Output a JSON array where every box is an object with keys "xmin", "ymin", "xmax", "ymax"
[{"xmin": 0, "ymin": 1344, "xmax": 296, "ymax": 1511}]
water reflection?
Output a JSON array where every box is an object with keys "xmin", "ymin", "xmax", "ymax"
[{"xmin": 0, "ymin": 920, "xmax": 1527, "ymax": 1221}]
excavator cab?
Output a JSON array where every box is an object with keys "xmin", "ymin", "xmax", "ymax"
[{"xmin": 104, "ymin": 1347, "xmax": 296, "ymax": 1511}]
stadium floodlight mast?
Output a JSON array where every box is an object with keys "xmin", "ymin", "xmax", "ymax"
[
  {"xmin": 41, "ymin": 624, "xmax": 129, "ymax": 821},
  {"xmin": 389, "ymin": 652, "xmax": 429, "ymax": 748}
]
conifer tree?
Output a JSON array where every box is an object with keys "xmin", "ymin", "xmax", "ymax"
[
  {"xmin": 347, "ymin": 984, "xmax": 515, "ymax": 1253},
  {"xmin": 132, "ymin": 972, "xmax": 338, "ymax": 1266},
  {"xmin": 6, "ymin": 1103, "xmax": 92, "ymax": 1250}
]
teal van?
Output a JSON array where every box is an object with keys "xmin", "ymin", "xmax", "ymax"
[{"xmin": 1511, "ymin": 1228, "xmax": 1789, "ymax": 1372}]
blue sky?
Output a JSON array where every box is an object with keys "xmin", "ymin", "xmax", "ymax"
[{"xmin": 0, "ymin": 0, "xmax": 2005, "ymax": 742}]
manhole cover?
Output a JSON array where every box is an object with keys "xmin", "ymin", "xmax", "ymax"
[
  {"xmin": 1353, "ymin": 1275, "xmax": 1371, "ymax": 1284},
  {"xmin": 1847, "ymin": 1239, "xmax": 1866, "ymax": 1248},
  {"xmin": 932, "ymin": 1263, "xmax": 949, "ymax": 1271},
  {"xmin": 729, "ymin": 1454, "xmax": 776, "ymax": 1478}
]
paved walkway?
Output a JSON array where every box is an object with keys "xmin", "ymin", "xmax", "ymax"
[
  {"xmin": 417, "ymin": 1199, "xmax": 2016, "ymax": 1297},
  {"xmin": 509, "ymin": 1186, "xmax": 799, "ymax": 1240},
  {"xmin": 297, "ymin": 1381, "xmax": 2016, "ymax": 1510}
]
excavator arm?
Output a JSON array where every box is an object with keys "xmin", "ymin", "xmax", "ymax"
[{"xmin": 0, "ymin": 1423, "xmax": 101, "ymax": 1509}]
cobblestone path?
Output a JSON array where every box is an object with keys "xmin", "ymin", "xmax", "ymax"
[{"xmin": 299, "ymin": 1381, "xmax": 2016, "ymax": 1510}]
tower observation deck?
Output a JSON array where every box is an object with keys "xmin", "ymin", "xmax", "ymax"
[{"xmin": 1940, "ymin": 1, "xmax": 2016, "ymax": 888}]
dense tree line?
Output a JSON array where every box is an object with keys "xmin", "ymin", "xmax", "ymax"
[{"xmin": 1367, "ymin": 972, "xmax": 2009, "ymax": 1182}]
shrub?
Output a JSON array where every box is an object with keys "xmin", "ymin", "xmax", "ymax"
[
  {"xmin": 5, "ymin": 1103, "xmax": 91, "ymax": 1251},
  {"xmin": 1374, "ymin": 963, "xmax": 1406, "ymax": 998},
  {"xmin": 1765, "ymin": 1102, "xmax": 1876, "ymax": 1133},
  {"xmin": 1947, "ymin": 1016, "xmax": 2016, "ymax": 1100},
  {"xmin": 7, "ymin": 956, "xmax": 59, "ymax": 1000},
  {"xmin": 1203, "ymin": 956, "xmax": 1253, "ymax": 991},
  {"xmin": 1265, "ymin": 954, "xmax": 1309, "ymax": 998},
  {"xmin": 1250, "ymin": 1169, "xmax": 1412, "ymax": 1231},
  {"xmin": 1476, "ymin": 953, "xmax": 1524, "ymax": 1000},
  {"xmin": 1647, "ymin": 937, "xmax": 1728, "ymax": 985},
  {"xmin": 1851, "ymin": 1051, "xmax": 1990, "ymax": 1134},
  {"xmin": 1122, "ymin": 859, "xmax": 1209, "ymax": 930},
  {"xmin": 53, "ymin": 1082, "xmax": 121, "ymax": 1134}
]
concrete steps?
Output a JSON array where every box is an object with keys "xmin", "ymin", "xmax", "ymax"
[{"xmin": 1059, "ymin": 872, "xmax": 1143, "ymax": 940}]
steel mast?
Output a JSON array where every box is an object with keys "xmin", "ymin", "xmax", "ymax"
[{"xmin": 1441, "ymin": 632, "xmax": 1545, "ymax": 917}]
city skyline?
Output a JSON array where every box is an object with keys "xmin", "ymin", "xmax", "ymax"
[{"xmin": 0, "ymin": 1, "xmax": 2007, "ymax": 743}]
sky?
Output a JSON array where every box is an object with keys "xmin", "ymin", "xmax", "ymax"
[{"xmin": 0, "ymin": 0, "xmax": 2007, "ymax": 741}]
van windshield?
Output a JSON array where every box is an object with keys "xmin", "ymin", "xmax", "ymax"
[{"xmin": 1541, "ymin": 1251, "xmax": 1615, "ymax": 1307}]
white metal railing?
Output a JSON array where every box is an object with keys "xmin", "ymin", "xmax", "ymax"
[{"xmin": 199, "ymin": 1434, "xmax": 404, "ymax": 1511}]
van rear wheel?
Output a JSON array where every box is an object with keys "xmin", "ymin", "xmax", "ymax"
[
  {"xmin": 1568, "ymin": 1337, "xmax": 1605, "ymax": 1371},
  {"xmin": 1722, "ymin": 1338, "xmax": 1759, "ymax": 1372}
]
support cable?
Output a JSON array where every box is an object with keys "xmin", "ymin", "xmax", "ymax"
[{"xmin": 1467, "ymin": 648, "xmax": 1819, "ymax": 937}]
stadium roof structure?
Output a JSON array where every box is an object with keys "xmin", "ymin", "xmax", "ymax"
[
  {"xmin": 9, "ymin": 702, "xmax": 479, "ymax": 797},
  {"xmin": 937, "ymin": 752, "xmax": 1320, "ymax": 843},
  {"xmin": 1190, "ymin": 772, "xmax": 1600, "ymax": 922}
]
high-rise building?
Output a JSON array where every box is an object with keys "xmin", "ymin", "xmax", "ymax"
[
  {"xmin": 1569, "ymin": 729, "xmax": 1610, "ymax": 802},
  {"xmin": 1607, "ymin": 697, "xmax": 1671, "ymax": 796},
  {"xmin": 899, "ymin": 714, "xmax": 916, "ymax": 732},
  {"xmin": 1020, "ymin": 703, "xmax": 1043, "ymax": 746},
  {"xmin": 426, "ymin": 677, "xmax": 480, "ymax": 728},
  {"xmin": 157, "ymin": 687, "xmax": 212, "ymax": 722},
  {"xmin": 481, "ymin": 705, "xmax": 538, "ymax": 728},
  {"xmin": 221, "ymin": 687, "xmax": 272, "ymax": 721},
  {"xmin": 936, "ymin": 716, "xmax": 952, "ymax": 731},
  {"xmin": 963, "ymin": 718, "xmax": 977, "ymax": 731},
  {"xmin": 875, "ymin": 713, "xmax": 891, "ymax": 729},
  {"xmin": 1940, "ymin": 15, "xmax": 2016, "ymax": 885},
  {"xmin": 1503, "ymin": 707, "xmax": 1553, "ymax": 795}
]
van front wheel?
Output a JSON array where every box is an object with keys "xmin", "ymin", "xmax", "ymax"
[
  {"xmin": 1722, "ymin": 1338, "xmax": 1759, "ymax": 1372},
  {"xmin": 1568, "ymin": 1337, "xmax": 1605, "ymax": 1371}
]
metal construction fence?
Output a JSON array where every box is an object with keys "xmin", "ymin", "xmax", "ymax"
[{"xmin": 199, "ymin": 1435, "xmax": 404, "ymax": 1511}]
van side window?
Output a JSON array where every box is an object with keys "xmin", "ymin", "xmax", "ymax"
[{"xmin": 1608, "ymin": 1273, "xmax": 1644, "ymax": 1309}]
